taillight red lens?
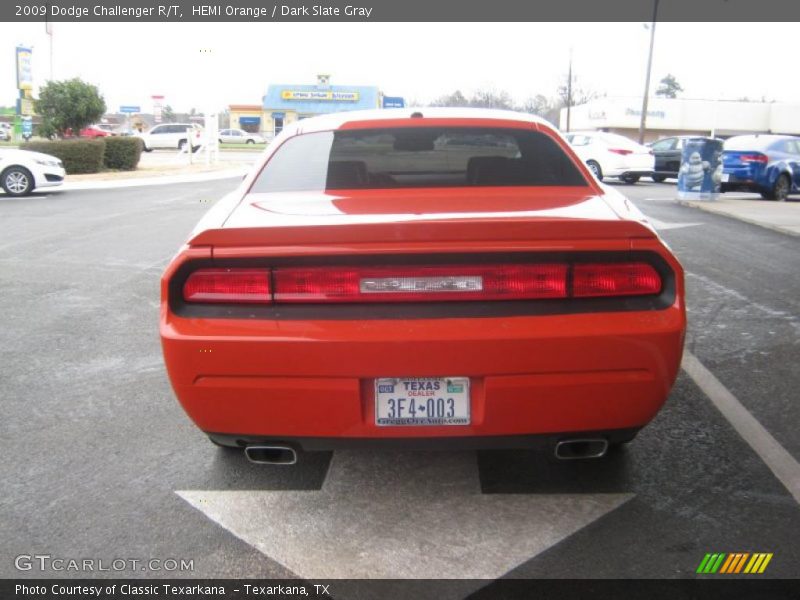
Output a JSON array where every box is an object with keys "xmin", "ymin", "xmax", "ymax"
[
  {"xmin": 573, "ymin": 263, "xmax": 661, "ymax": 298},
  {"xmin": 181, "ymin": 262, "xmax": 664, "ymax": 304},
  {"xmin": 739, "ymin": 153, "xmax": 768, "ymax": 164},
  {"xmin": 273, "ymin": 264, "xmax": 569, "ymax": 303},
  {"xmin": 183, "ymin": 269, "xmax": 271, "ymax": 303},
  {"xmin": 608, "ymin": 148, "xmax": 633, "ymax": 155}
]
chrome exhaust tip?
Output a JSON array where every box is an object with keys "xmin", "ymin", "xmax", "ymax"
[
  {"xmin": 554, "ymin": 439, "xmax": 609, "ymax": 460},
  {"xmin": 244, "ymin": 445, "xmax": 298, "ymax": 465}
]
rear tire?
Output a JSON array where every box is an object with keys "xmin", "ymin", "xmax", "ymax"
[
  {"xmin": 651, "ymin": 174, "xmax": 667, "ymax": 183},
  {"xmin": 586, "ymin": 160, "xmax": 603, "ymax": 181},
  {"xmin": 620, "ymin": 174, "xmax": 640, "ymax": 184},
  {"xmin": 762, "ymin": 174, "xmax": 790, "ymax": 201},
  {"xmin": 178, "ymin": 139, "xmax": 187, "ymax": 152},
  {"xmin": 1, "ymin": 166, "xmax": 34, "ymax": 196},
  {"xmin": 246, "ymin": 139, "xmax": 255, "ymax": 144}
]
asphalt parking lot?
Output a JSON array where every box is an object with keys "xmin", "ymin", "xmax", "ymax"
[{"xmin": 1, "ymin": 179, "xmax": 798, "ymax": 585}]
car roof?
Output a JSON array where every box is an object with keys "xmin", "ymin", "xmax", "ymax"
[
  {"xmin": 291, "ymin": 107, "xmax": 554, "ymax": 135},
  {"xmin": 723, "ymin": 134, "xmax": 798, "ymax": 150}
]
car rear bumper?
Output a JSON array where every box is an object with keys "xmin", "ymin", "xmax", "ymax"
[
  {"xmin": 721, "ymin": 180, "xmax": 763, "ymax": 194},
  {"xmin": 207, "ymin": 428, "xmax": 642, "ymax": 451},
  {"xmin": 161, "ymin": 307, "xmax": 685, "ymax": 443}
]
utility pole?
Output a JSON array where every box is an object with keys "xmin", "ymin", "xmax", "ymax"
[
  {"xmin": 566, "ymin": 47, "xmax": 573, "ymax": 133},
  {"xmin": 638, "ymin": 0, "xmax": 660, "ymax": 144},
  {"xmin": 45, "ymin": 3, "xmax": 53, "ymax": 80}
]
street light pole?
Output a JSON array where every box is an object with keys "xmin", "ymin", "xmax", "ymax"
[
  {"xmin": 566, "ymin": 47, "xmax": 573, "ymax": 133},
  {"xmin": 638, "ymin": 0, "xmax": 660, "ymax": 144}
]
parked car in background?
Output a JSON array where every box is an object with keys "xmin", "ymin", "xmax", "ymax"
[
  {"xmin": 565, "ymin": 131, "xmax": 654, "ymax": 184},
  {"xmin": 79, "ymin": 125, "xmax": 111, "ymax": 138},
  {"xmin": 0, "ymin": 126, "xmax": 10, "ymax": 142},
  {"xmin": 648, "ymin": 136, "xmax": 723, "ymax": 182},
  {"xmin": 93, "ymin": 123, "xmax": 118, "ymax": 135},
  {"xmin": 160, "ymin": 108, "xmax": 685, "ymax": 462},
  {"xmin": 0, "ymin": 148, "xmax": 65, "ymax": 196},
  {"xmin": 136, "ymin": 123, "xmax": 203, "ymax": 152},
  {"xmin": 721, "ymin": 135, "xmax": 800, "ymax": 201},
  {"xmin": 219, "ymin": 128, "xmax": 266, "ymax": 145}
]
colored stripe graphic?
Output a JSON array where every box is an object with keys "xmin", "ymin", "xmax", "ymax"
[
  {"xmin": 700, "ymin": 552, "xmax": 774, "ymax": 574},
  {"xmin": 696, "ymin": 554, "xmax": 712, "ymax": 573},
  {"xmin": 733, "ymin": 553, "xmax": 749, "ymax": 573},
  {"xmin": 719, "ymin": 554, "xmax": 736, "ymax": 574},
  {"xmin": 758, "ymin": 553, "xmax": 773, "ymax": 573}
]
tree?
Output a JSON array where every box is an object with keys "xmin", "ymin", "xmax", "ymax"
[
  {"xmin": 429, "ymin": 90, "xmax": 470, "ymax": 107},
  {"xmin": 36, "ymin": 78, "xmax": 106, "ymax": 138},
  {"xmin": 161, "ymin": 105, "xmax": 175, "ymax": 122},
  {"xmin": 655, "ymin": 74, "xmax": 683, "ymax": 99},
  {"xmin": 521, "ymin": 94, "xmax": 552, "ymax": 117},
  {"xmin": 557, "ymin": 74, "xmax": 599, "ymax": 109},
  {"xmin": 429, "ymin": 89, "xmax": 516, "ymax": 110},
  {"xmin": 469, "ymin": 89, "xmax": 515, "ymax": 110}
]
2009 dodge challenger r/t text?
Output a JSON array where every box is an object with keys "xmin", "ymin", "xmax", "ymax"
[{"xmin": 160, "ymin": 109, "xmax": 686, "ymax": 464}]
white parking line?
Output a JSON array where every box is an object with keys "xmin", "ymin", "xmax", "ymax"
[{"xmin": 682, "ymin": 351, "xmax": 800, "ymax": 504}]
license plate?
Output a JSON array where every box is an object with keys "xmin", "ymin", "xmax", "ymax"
[
  {"xmin": 375, "ymin": 377, "xmax": 470, "ymax": 426},
  {"xmin": 721, "ymin": 173, "xmax": 730, "ymax": 182}
]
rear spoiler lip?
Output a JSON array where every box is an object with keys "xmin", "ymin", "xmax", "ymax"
[{"xmin": 189, "ymin": 218, "xmax": 657, "ymax": 250}]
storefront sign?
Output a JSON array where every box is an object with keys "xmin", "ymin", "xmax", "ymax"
[
  {"xmin": 16, "ymin": 46, "xmax": 33, "ymax": 91},
  {"xmin": 625, "ymin": 107, "xmax": 666, "ymax": 119},
  {"xmin": 382, "ymin": 96, "xmax": 405, "ymax": 108},
  {"xmin": 281, "ymin": 90, "xmax": 360, "ymax": 102}
]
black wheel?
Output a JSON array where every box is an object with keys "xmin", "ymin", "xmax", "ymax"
[
  {"xmin": 246, "ymin": 139, "xmax": 255, "ymax": 144},
  {"xmin": 1, "ymin": 166, "xmax": 34, "ymax": 196},
  {"xmin": 762, "ymin": 174, "xmax": 791, "ymax": 201},
  {"xmin": 586, "ymin": 160, "xmax": 603, "ymax": 181},
  {"xmin": 651, "ymin": 174, "xmax": 667, "ymax": 183},
  {"xmin": 218, "ymin": 139, "xmax": 223, "ymax": 145},
  {"xmin": 620, "ymin": 174, "xmax": 640, "ymax": 184},
  {"xmin": 178, "ymin": 139, "xmax": 187, "ymax": 151}
]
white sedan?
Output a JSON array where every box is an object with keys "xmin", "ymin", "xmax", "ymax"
[
  {"xmin": 0, "ymin": 148, "xmax": 66, "ymax": 196},
  {"xmin": 565, "ymin": 131, "xmax": 654, "ymax": 184},
  {"xmin": 218, "ymin": 128, "xmax": 266, "ymax": 145}
]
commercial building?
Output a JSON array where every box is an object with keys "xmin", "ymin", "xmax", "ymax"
[
  {"xmin": 228, "ymin": 75, "xmax": 404, "ymax": 139},
  {"xmin": 561, "ymin": 97, "xmax": 800, "ymax": 141}
]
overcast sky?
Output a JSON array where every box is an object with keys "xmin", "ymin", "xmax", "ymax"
[{"xmin": 2, "ymin": 22, "xmax": 796, "ymax": 113}]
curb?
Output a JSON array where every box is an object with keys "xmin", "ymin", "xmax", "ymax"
[
  {"xmin": 675, "ymin": 199, "xmax": 800, "ymax": 238},
  {"xmin": 60, "ymin": 167, "xmax": 249, "ymax": 191}
]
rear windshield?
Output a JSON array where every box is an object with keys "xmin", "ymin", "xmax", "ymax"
[{"xmin": 251, "ymin": 127, "xmax": 588, "ymax": 192}]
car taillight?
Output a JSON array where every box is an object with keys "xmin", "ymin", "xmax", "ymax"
[
  {"xmin": 180, "ymin": 262, "xmax": 664, "ymax": 304},
  {"xmin": 608, "ymin": 148, "xmax": 633, "ymax": 155},
  {"xmin": 573, "ymin": 263, "xmax": 661, "ymax": 298},
  {"xmin": 183, "ymin": 269, "xmax": 271, "ymax": 303},
  {"xmin": 738, "ymin": 153, "xmax": 768, "ymax": 164},
  {"xmin": 272, "ymin": 265, "xmax": 569, "ymax": 303}
]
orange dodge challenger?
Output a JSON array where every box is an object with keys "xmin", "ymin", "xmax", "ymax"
[{"xmin": 160, "ymin": 109, "xmax": 685, "ymax": 464}]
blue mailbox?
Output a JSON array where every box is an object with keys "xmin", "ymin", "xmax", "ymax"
[{"xmin": 677, "ymin": 137, "xmax": 724, "ymax": 200}]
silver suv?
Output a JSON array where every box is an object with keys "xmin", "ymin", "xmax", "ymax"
[{"xmin": 137, "ymin": 123, "xmax": 203, "ymax": 152}]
